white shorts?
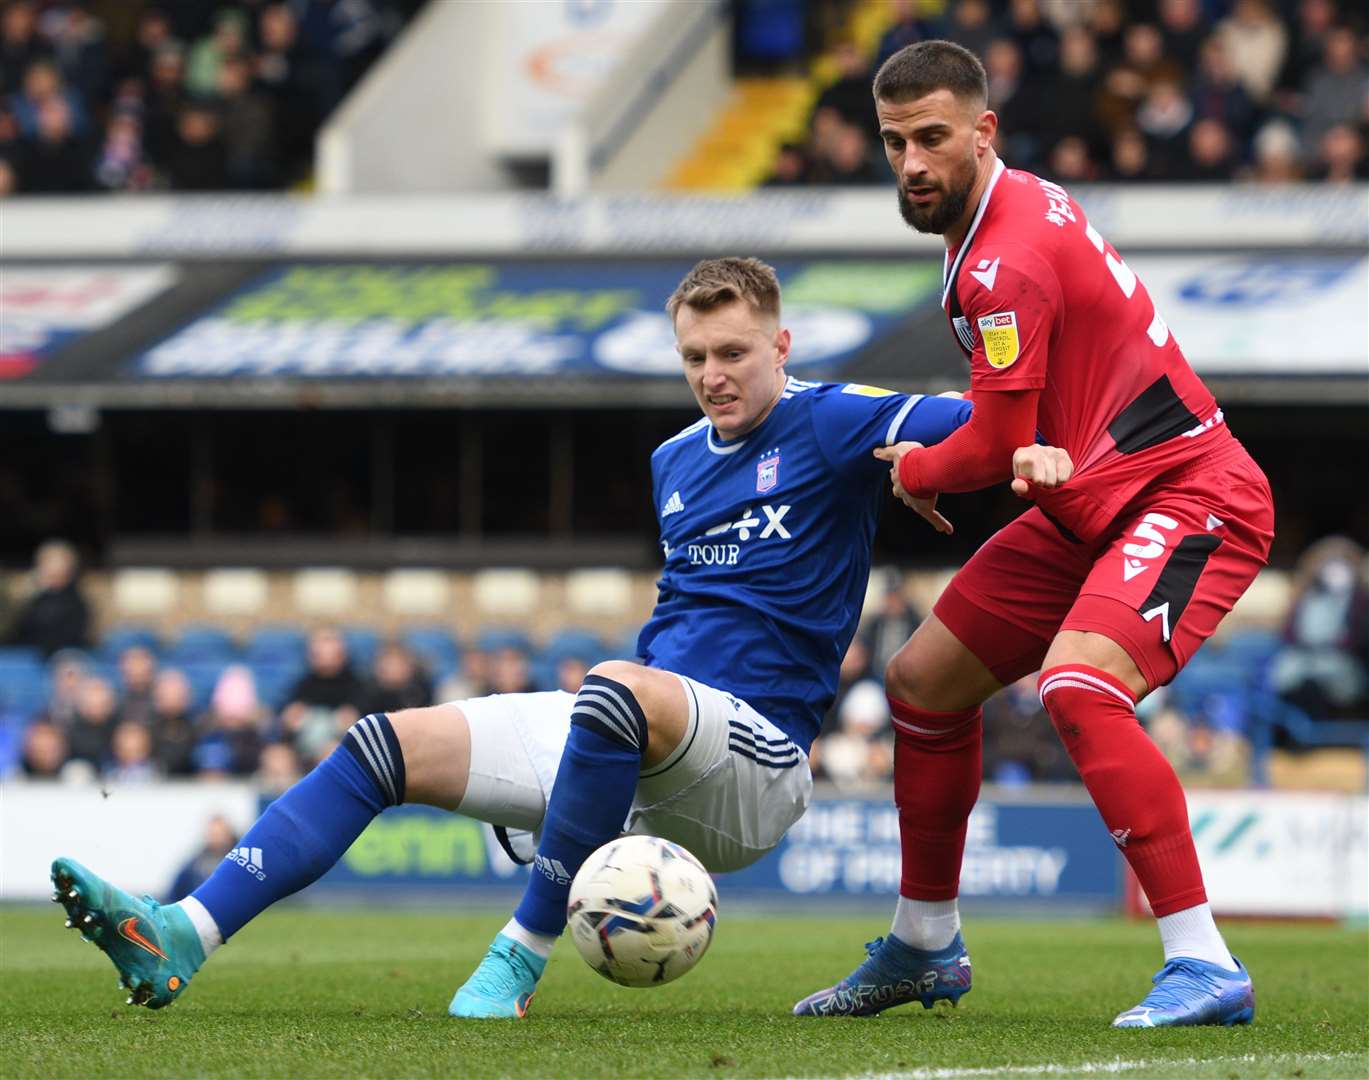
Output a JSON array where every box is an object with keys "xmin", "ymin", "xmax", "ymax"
[{"xmin": 452, "ymin": 675, "xmax": 812, "ymax": 873}]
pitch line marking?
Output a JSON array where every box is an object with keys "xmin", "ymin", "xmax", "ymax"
[{"xmin": 794, "ymin": 1050, "xmax": 1365, "ymax": 1080}]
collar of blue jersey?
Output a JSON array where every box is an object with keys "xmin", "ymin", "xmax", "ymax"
[
  {"xmin": 940, "ymin": 156, "xmax": 1007, "ymax": 311},
  {"xmin": 705, "ymin": 377, "xmax": 797, "ymax": 456}
]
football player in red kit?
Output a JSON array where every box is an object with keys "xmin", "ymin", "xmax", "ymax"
[{"xmin": 794, "ymin": 41, "xmax": 1273, "ymax": 1028}]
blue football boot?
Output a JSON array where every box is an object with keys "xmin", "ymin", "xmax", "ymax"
[
  {"xmin": 449, "ymin": 932, "xmax": 547, "ymax": 1019},
  {"xmin": 50, "ymin": 856, "xmax": 206, "ymax": 1009},
  {"xmin": 793, "ymin": 932, "xmax": 972, "ymax": 1017},
  {"xmin": 1112, "ymin": 956, "xmax": 1255, "ymax": 1028}
]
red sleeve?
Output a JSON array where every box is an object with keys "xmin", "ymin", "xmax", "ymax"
[
  {"xmin": 897, "ymin": 388, "xmax": 1040, "ymax": 497},
  {"xmin": 959, "ymin": 242, "xmax": 1062, "ymax": 393}
]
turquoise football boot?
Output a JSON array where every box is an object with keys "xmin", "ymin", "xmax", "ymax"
[
  {"xmin": 449, "ymin": 932, "xmax": 547, "ymax": 1019},
  {"xmin": 51, "ymin": 856, "xmax": 205, "ymax": 1009},
  {"xmin": 1113, "ymin": 956, "xmax": 1255, "ymax": 1028},
  {"xmin": 793, "ymin": 932, "xmax": 972, "ymax": 1017}
]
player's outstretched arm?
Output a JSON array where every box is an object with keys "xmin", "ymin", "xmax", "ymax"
[
  {"xmin": 1010, "ymin": 444, "xmax": 1073, "ymax": 498},
  {"xmin": 895, "ymin": 387, "xmax": 1040, "ymax": 499}
]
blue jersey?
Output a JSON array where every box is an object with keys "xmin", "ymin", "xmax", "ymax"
[{"xmin": 638, "ymin": 377, "xmax": 973, "ymax": 751}]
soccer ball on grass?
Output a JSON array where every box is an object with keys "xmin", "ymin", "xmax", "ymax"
[{"xmin": 566, "ymin": 835, "xmax": 719, "ymax": 987}]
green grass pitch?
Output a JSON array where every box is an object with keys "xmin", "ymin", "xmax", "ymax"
[{"xmin": 2, "ymin": 906, "xmax": 1365, "ymax": 1078}]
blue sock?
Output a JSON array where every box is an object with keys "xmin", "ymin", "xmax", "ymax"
[
  {"xmin": 514, "ymin": 675, "xmax": 647, "ymax": 937},
  {"xmin": 190, "ymin": 713, "xmax": 404, "ymax": 939}
]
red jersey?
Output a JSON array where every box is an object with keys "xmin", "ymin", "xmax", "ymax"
[{"xmin": 944, "ymin": 160, "xmax": 1232, "ymax": 543}]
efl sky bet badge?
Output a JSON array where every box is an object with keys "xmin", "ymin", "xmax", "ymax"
[
  {"xmin": 978, "ymin": 311, "xmax": 1020, "ymax": 368},
  {"xmin": 756, "ymin": 451, "xmax": 781, "ymax": 494}
]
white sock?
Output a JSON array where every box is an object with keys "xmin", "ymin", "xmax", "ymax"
[
  {"xmin": 175, "ymin": 896, "xmax": 224, "ymax": 959},
  {"xmin": 891, "ymin": 897, "xmax": 960, "ymax": 951},
  {"xmin": 1157, "ymin": 902, "xmax": 1237, "ymax": 970},
  {"xmin": 501, "ymin": 917, "xmax": 556, "ymax": 960}
]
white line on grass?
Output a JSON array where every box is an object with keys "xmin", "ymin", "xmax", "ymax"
[{"xmin": 800, "ymin": 1050, "xmax": 1366, "ymax": 1080}]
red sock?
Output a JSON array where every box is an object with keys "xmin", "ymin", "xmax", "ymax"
[
  {"xmin": 1038, "ymin": 665, "xmax": 1207, "ymax": 916},
  {"xmin": 889, "ymin": 697, "xmax": 982, "ymax": 901}
]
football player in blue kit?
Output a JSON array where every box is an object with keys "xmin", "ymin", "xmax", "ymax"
[{"xmin": 50, "ymin": 257, "xmax": 1070, "ymax": 1019}]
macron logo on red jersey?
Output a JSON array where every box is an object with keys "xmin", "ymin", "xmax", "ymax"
[{"xmin": 968, "ymin": 257, "xmax": 1000, "ymax": 291}]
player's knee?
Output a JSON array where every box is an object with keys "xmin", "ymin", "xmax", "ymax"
[
  {"xmin": 580, "ymin": 661, "xmax": 684, "ymax": 759},
  {"xmin": 884, "ymin": 648, "xmax": 942, "ymax": 707}
]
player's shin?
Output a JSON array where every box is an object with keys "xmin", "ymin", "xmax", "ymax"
[
  {"xmin": 184, "ymin": 713, "xmax": 405, "ymax": 948},
  {"xmin": 511, "ymin": 676, "xmax": 648, "ymax": 939},
  {"xmin": 1038, "ymin": 666, "xmax": 1236, "ymax": 969},
  {"xmin": 889, "ymin": 698, "xmax": 982, "ymax": 949}
]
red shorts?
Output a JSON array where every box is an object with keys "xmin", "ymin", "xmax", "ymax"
[{"xmin": 934, "ymin": 441, "xmax": 1275, "ymax": 690}]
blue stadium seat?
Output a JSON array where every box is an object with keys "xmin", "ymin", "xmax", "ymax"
[
  {"xmin": 244, "ymin": 626, "xmax": 308, "ymax": 666},
  {"xmin": 401, "ymin": 626, "xmax": 461, "ymax": 678},
  {"xmin": 250, "ymin": 660, "xmax": 305, "ymax": 710},
  {"xmin": 0, "ymin": 667, "xmax": 49, "ymax": 721},
  {"xmin": 475, "ymin": 627, "xmax": 533, "ymax": 656},
  {"xmin": 98, "ymin": 624, "xmax": 162, "ymax": 661},
  {"xmin": 545, "ymin": 628, "xmax": 607, "ymax": 666},
  {"xmin": 342, "ymin": 627, "xmax": 381, "ymax": 673},
  {"xmin": 180, "ymin": 660, "xmax": 231, "ymax": 713},
  {"xmin": 613, "ymin": 629, "xmax": 643, "ymax": 661},
  {"xmin": 1167, "ymin": 655, "xmax": 1256, "ymax": 731},
  {"xmin": 167, "ymin": 625, "xmax": 238, "ymax": 664},
  {"xmin": 1221, "ymin": 629, "xmax": 1283, "ymax": 676},
  {"xmin": 0, "ymin": 646, "xmax": 45, "ymax": 677}
]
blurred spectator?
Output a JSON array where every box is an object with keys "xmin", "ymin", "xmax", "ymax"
[
  {"xmin": 1105, "ymin": 126, "xmax": 1156, "ymax": 181},
  {"xmin": 824, "ymin": 635, "xmax": 875, "ymax": 734},
  {"xmin": 813, "ymin": 42, "xmax": 879, "ymax": 140},
  {"xmin": 1006, "ymin": 0, "xmax": 1059, "ymax": 75},
  {"xmin": 1177, "ymin": 118, "xmax": 1239, "ymax": 181},
  {"xmin": 557, "ymin": 655, "xmax": 591, "ymax": 695},
  {"xmin": 1136, "ymin": 78, "xmax": 1195, "ymax": 175},
  {"xmin": 116, "ymin": 645, "xmax": 158, "ymax": 727},
  {"xmin": 1271, "ymin": 537, "xmax": 1369, "ymax": 719},
  {"xmin": 162, "ymin": 103, "xmax": 228, "ymax": 191},
  {"xmin": 864, "ymin": 575, "xmax": 921, "ymax": 677},
  {"xmin": 255, "ymin": 741, "xmax": 303, "ymax": 797},
  {"xmin": 1190, "ymin": 36, "xmax": 1257, "ymax": 147},
  {"xmin": 185, "ymin": 8, "xmax": 249, "ymax": 99},
  {"xmin": 1215, "ymin": 0, "xmax": 1288, "ymax": 105},
  {"xmin": 876, "ymin": 0, "xmax": 939, "ymax": 66},
  {"xmin": 20, "ymin": 719, "xmax": 68, "ymax": 778},
  {"xmin": 982, "ymin": 675, "xmax": 1076, "ymax": 784},
  {"xmin": 814, "ymin": 119, "xmax": 881, "ymax": 184},
  {"xmin": 1300, "ymin": 27, "xmax": 1367, "ymax": 154},
  {"xmin": 217, "ymin": 55, "xmax": 275, "ymax": 188},
  {"xmin": 945, "ymin": 0, "xmax": 996, "ymax": 65},
  {"xmin": 1277, "ymin": 0, "xmax": 1341, "ymax": 102},
  {"xmin": 45, "ymin": 3, "xmax": 110, "ymax": 103},
  {"xmin": 143, "ymin": 41, "xmax": 186, "ymax": 162},
  {"xmin": 488, "ymin": 645, "xmax": 534, "ymax": 695},
  {"xmin": 359, "ymin": 641, "xmax": 433, "ymax": 714},
  {"xmin": 194, "ymin": 665, "xmax": 266, "ymax": 776},
  {"xmin": 818, "ymin": 680, "xmax": 894, "ymax": 788},
  {"xmin": 1, "ymin": 2, "xmax": 47, "ymax": 96},
  {"xmin": 0, "ymin": 153, "xmax": 15, "ymax": 195},
  {"xmin": 1157, "ymin": 0, "xmax": 1209, "ymax": 72},
  {"xmin": 254, "ymin": 1, "xmax": 318, "ymax": 184},
  {"xmin": 166, "ymin": 814, "xmax": 238, "ymax": 902},
  {"xmin": 1088, "ymin": 0, "xmax": 1127, "ymax": 69},
  {"xmin": 66, "ymin": 674, "xmax": 118, "ymax": 770},
  {"xmin": 1148, "ymin": 696, "xmax": 1251, "ymax": 786},
  {"xmin": 1039, "ymin": 26, "xmax": 1105, "ymax": 157},
  {"xmin": 763, "ymin": 141, "xmax": 811, "ymax": 187},
  {"xmin": 106, "ymin": 721, "xmax": 160, "ymax": 784},
  {"xmin": 12, "ymin": 540, "xmax": 89, "ymax": 657},
  {"xmin": 94, "ymin": 106, "xmax": 153, "ymax": 192},
  {"xmin": 1250, "ymin": 118, "xmax": 1304, "ymax": 182},
  {"xmin": 149, "ymin": 668, "xmax": 198, "ymax": 776},
  {"xmin": 1048, "ymin": 134, "xmax": 1097, "ymax": 181},
  {"xmin": 41, "ymin": 648, "xmax": 87, "ymax": 727},
  {"xmin": 10, "ymin": 58, "xmax": 86, "ymax": 137},
  {"xmin": 282, "ymin": 627, "xmax": 362, "ymax": 762},
  {"xmin": 17, "ymin": 95, "xmax": 92, "ymax": 192},
  {"xmin": 1312, "ymin": 123, "xmax": 1369, "ymax": 182}
]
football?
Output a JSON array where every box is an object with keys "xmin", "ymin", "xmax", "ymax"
[{"xmin": 566, "ymin": 835, "xmax": 719, "ymax": 988}]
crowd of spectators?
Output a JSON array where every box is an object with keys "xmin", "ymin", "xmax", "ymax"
[
  {"xmin": 4, "ymin": 533, "xmax": 1368, "ymax": 789},
  {"xmin": 766, "ymin": 0, "xmax": 1368, "ymax": 189},
  {"xmin": 0, "ymin": 0, "xmax": 415, "ymax": 196}
]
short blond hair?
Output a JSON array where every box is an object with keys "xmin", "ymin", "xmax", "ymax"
[{"xmin": 666, "ymin": 257, "xmax": 781, "ymax": 324}]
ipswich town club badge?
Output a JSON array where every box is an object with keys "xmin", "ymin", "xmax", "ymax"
[{"xmin": 756, "ymin": 451, "xmax": 780, "ymax": 494}]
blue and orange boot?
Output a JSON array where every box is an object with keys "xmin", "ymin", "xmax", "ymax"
[
  {"xmin": 1112, "ymin": 956, "xmax": 1255, "ymax": 1028},
  {"xmin": 792, "ymin": 932, "xmax": 972, "ymax": 1017},
  {"xmin": 51, "ymin": 857, "xmax": 205, "ymax": 1009},
  {"xmin": 448, "ymin": 933, "xmax": 546, "ymax": 1019}
]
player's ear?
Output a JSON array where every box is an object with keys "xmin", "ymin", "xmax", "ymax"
[
  {"xmin": 774, "ymin": 326, "xmax": 791, "ymax": 367},
  {"xmin": 976, "ymin": 110, "xmax": 998, "ymax": 154}
]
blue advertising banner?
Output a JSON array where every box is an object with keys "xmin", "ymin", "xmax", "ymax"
[
  {"xmin": 309, "ymin": 796, "xmax": 1123, "ymax": 907},
  {"xmin": 133, "ymin": 261, "xmax": 943, "ymax": 379}
]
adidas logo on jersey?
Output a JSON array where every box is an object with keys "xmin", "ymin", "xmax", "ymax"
[
  {"xmin": 662, "ymin": 491, "xmax": 685, "ymax": 518},
  {"xmin": 227, "ymin": 846, "xmax": 266, "ymax": 881}
]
